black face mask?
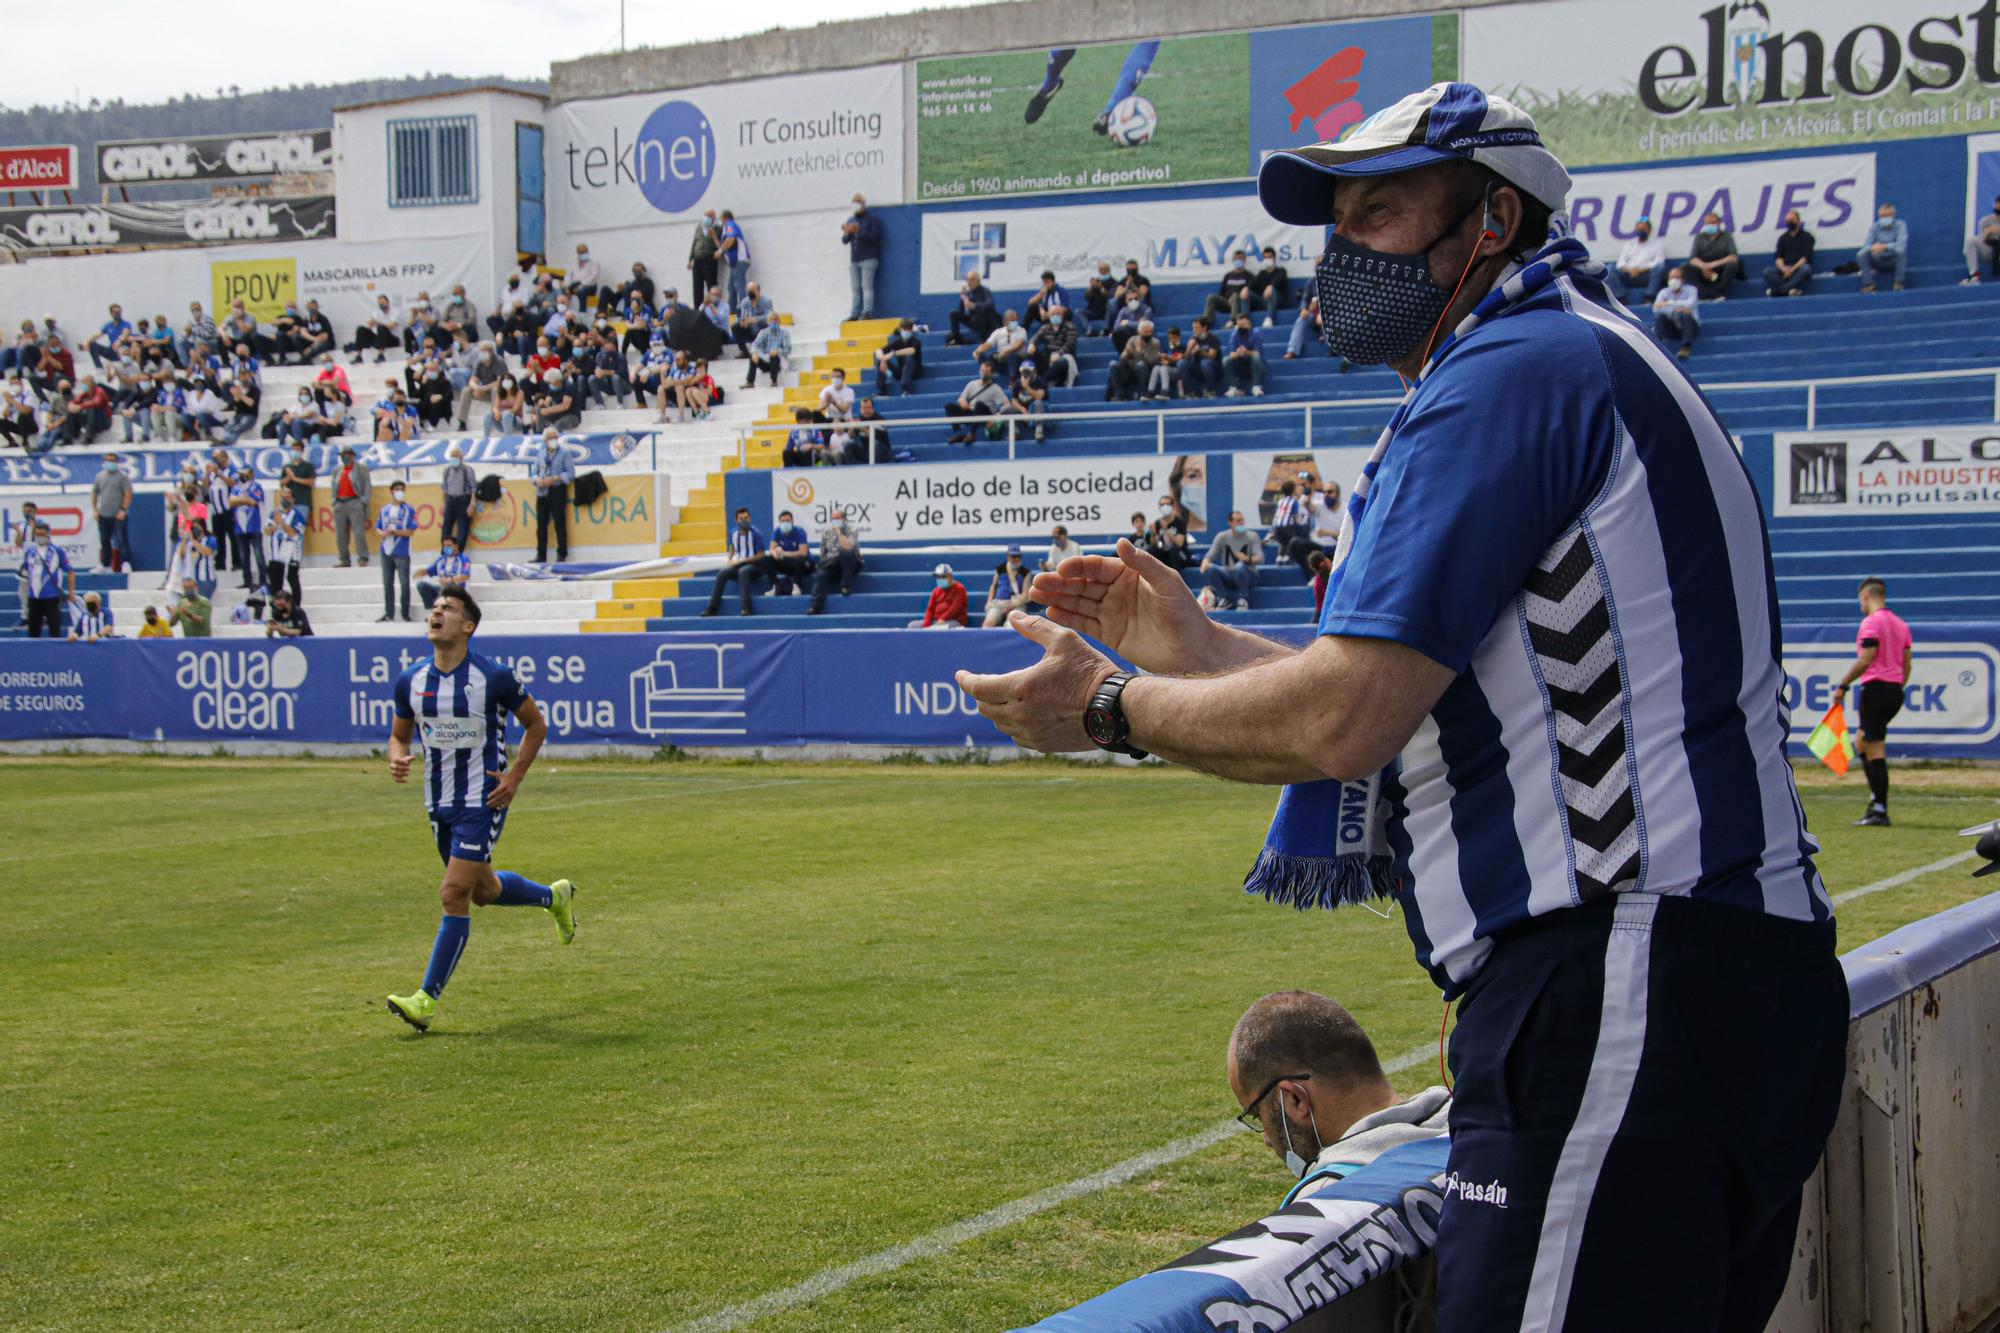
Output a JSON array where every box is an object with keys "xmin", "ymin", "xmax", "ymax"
[{"xmin": 1314, "ymin": 187, "xmax": 1491, "ymax": 366}]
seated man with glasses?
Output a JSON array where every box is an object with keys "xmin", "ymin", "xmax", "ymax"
[{"xmin": 1229, "ymin": 989, "xmax": 1450, "ymax": 1203}]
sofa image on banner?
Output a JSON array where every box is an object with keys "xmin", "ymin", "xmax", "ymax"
[{"xmin": 628, "ymin": 643, "xmax": 748, "ymax": 738}]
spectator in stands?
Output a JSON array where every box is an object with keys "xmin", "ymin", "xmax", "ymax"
[
  {"xmin": 299, "ymin": 300, "xmax": 338, "ymax": 365},
  {"xmin": 565, "ymin": 243, "xmax": 605, "ymax": 310},
  {"xmin": 0, "ymin": 319, "xmax": 39, "ymax": 375},
  {"xmin": 413, "ymin": 357, "xmax": 455, "ymax": 429},
  {"xmin": 1269, "ymin": 479, "xmax": 1311, "ymax": 558},
  {"xmin": 1224, "ymin": 313, "xmax": 1267, "ymax": 397},
  {"xmin": 265, "ymin": 588, "xmax": 312, "ymax": 639},
  {"xmin": 375, "ymin": 479, "xmax": 418, "ymax": 622},
  {"xmin": 225, "ymin": 301, "xmax": 278, "ymax": 363},
  {"xmin": 1251, "ymin": 247, "xmax": 1291, "ymax": 325},
  {"xmin": 443, "ymin": 329, "xmax": 479, "ymax": 395},
  {"xmin": 488, "ymin": 298, "xmax": 534, "ymax": 361},
  {"xmin": 874, "ymin": 318, "xmax": 923, "ymax": 396},
  {"xmin": 1963, "ymin": 195, "xmax": 2000, "ymax": 284},
  {"xmin": 843, "ymin": 193, "xmax": 885, "ymax": 320},
  {"xmin": 948, "ymin": 270, "xmax": 1000, "ymax": 346},
  {"xmin": 1110, "ymin": 289, "xmax": 1154, "ymax": 355},
  {"xmin": 1858, "ymin": 202, "xmax": 1909, "ymax": 293},
  {"xmin": 267, "ymin": 487, "xmax": 305, "ymax": 608},
  {"xmin": 1147, "ymin": 494, "xmax": 1191, "ymax": 570},
  {"xmin": 1113, "ymin": 259, "xmax": 1151, "ymax": 307},
  {"xmin": 733, "ymin": 281, "xmax": 775, "ymax": 357},
  {"xmin": 0, "ymin": 374, "xmax": 35, "ymax": 448},
  {"xmin": 945, "ymin": 362, "xmax": 1010, "ymax": 444},
  {"xmin": 32, "ymin": 337, "xmax": 75, "ymax": 399},
  {"xmin": 1287, "ymin": 479, "xmax": 1343, "ymax": 577},
  {"xmin": 347, "ymin": 294, "xmax": 401, "ymax": 363},
  {"xmin": 982, "ymin": 545, "xmax": 1035, "ymax": 627},
  {"xmin": 1183, "ymin": 316, "xmax": 1224, "ymax": 396},
  {"xmin": 1201, "ymin": 511, "xmax": 1261, "ymax": 610},
  {"xmin": 374, "ymin": 384, "xmax": 419, "ymax": 441},
  {"xmin": 1024, "ymin": 271, "xmax": 1072, "ymax": 332},
  {"xmin": 279, "ymin": 441, "xmax": 315, "ymax": 513},
  {"xmin": 137, "ymin": 605, "xmax": 171, "ymax": 638},
  {"xmin": 67, "ymin": 590, "xmax": 112, "ymax": 641},
  {"xmin": 418, "ymin": 534, "xmax": 472, "ymax": 610},
  {"xmin": 109, "ymin": 356, "xmax": 146, "ymax": 441},
  {"xmin": 701, "ymin": 508, "xmax": 768, "ymax": 617},
  {"xmin": 535, "ymin": 369, "xmax": 581, "ymax": 432},
  {"xmin": 1685, "ymin": 212, "xmax": 1742, "ymax": 300},
  {"xmin": 1604, "ymin": 217, "xmax": 1666, "ymax": 304},
  {"xmin": 622, "ymin": 261, "xmax": 659, "ymax": 313},
  {"xmin": 656, "ymin": 286, "xmax": 688, "ymax": 331},
  {"xmin": 141, "ymin": 315, "xmax": 179, "ymax": 367},
  {"xmin": 1653, "ymin": 267, "xmax": 1700, "ymax": 360},
  {"xmin": 588, "ymin": 332, "xmax": 630, "ymax": 408},
  {"xmin": 65, "ymin": 376, "xmax": 110, "ymax": 444},
  {"xmin": 331, "ymin": 445, "xmax": 372, "ymax": 568},
  {"xmin": 1204, "ymin": 251, "xmax": 1257, "ymax": 321},
  {"xmin": 168, "ymin": 576, "xmax": 212, "ymax": 637},
  {"xmin": 689, "ymin": 210, "xmax": 721, "ymax": 302},
  {"xmin": 1001, "ymin": 362, "xmax": 1050, "ymax": 441},
  {"xmin": 807, "ymin": 506, "xmax": 862, "ymax": 615},
  {"xmin": 1027, "ymin": 305, "xmax": 1078, "ymax": 387},
  {"xmin": 719, "ymin": 209, "xmax": 752, "ymax": 306},
  {"xmin": 93, "ymin": 453, "xmax": 132, "ymax": 572},
  {"xmin": 1764, "ymin": 210, "xmax": 1816, "ymax": 298},
  {"xmin": 699, "ymin": 285, "xmax": 733, "ymax": 344},
  {"xmin": 782, "ymin": 408, "xmax": 824, "ymax": 466},
  {"xmin": 1082, "ymin": 273, "xmax": 1112, "ymax": 337},
  {"xmin": 314, "ymin": 361, "xmax": 353, "ymax": 410},
  {"xmin": 530, "ymin": 428, "xmax": 574, "ymax": 563},
  {"xmin": 455, "ymin": 343, "xmax": 504, "ymax": 429},
  {"xmin": 853, "ymin": 396, "xmax": 892, "ymax": 463},
  {"xmin": 1043, "ymin": 524, "xmax": 1082, "ymax": 572},
  {"xmin": 8, "ymin": 500, "xmax": 38, "ymax": 616},
  {"xmin": 819, "ymin": 366, "xmax": 857, "ymax": 424},
  {"xmin": 978, "ymin": 312, "xmax": 1029, "ymax": 380},
  {"xmin": 1108, "ymin": 320, "xmax": 1163, "ymax": 402},
  {"xmin": 912, "ymin": 563, "xmax": 968, "ymax": 628},
  {"xmin": 490, "ymin": 374, "xmax": 526, "ymax": 436},
  {"xmin": 633, "ymin": 334, "xmax": 670, "ymax": 406},
  {"xmin": 87, "ymin": 304, "xmax": 132, "ymax": 369},
  {"xmin": 228, "ymin": 465, "xmax": 269, "ymax": 591},
  {"xmin": 31, "ymin": 381, "xmax": 72, "ymax": 453},
  {"xmin": 20, "ymin": 522, "xmax": 71, "ymax": 637},
  {"xmin": 439, "ymin": 286, "xmax": 479, "ymax": 346},
  {"xmin": 436, "ymin": 445, "xmax": 475, "ymax": 551},
  {"xmin": 402, "ymin": 295, "xmax": 440, "ymax": 355},
  {"xmin": 759, "ymin": 509, "xmax": 814, "ymax": 594}
]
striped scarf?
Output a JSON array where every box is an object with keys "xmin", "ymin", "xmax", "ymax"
[{"xmin": 1245, "ymin": 219, "xmax": 1604, "ymax": 911}]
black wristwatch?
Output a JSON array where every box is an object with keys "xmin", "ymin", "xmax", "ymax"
[{"xmin": 1084, "ymin": 671, "xmax": 1148, "ymax": 759}]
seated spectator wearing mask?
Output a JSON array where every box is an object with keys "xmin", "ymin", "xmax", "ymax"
[
  {"xmin": 947, "ymin": 270, "xmax": 1000, "ymax": 346},
  {"xmin": 1027, "ymin": 305, "xmax": 1078, "ymax": 388},
  {"xmin": 418, "ymin": 535, "xmax": 473, "ymax": 610},
  {"xmin": 747, "ymin": 319, "xmax": 792, "ymax": 390},
  {"xmin": 1603, "ymin": 216, "xmax": 1666, "ymax": 304},
  {"xmin": 456, "ymin": 342, "xmax": 504, "ymax": 430},
  {"xmin": 1203, "ymin": 250, "xmax": 1257, "ymax": 322},
  {"xmin": 1653, "ymin": 267, "xmax": 1701, "ymax": 360},
  {"xmin": 1962, "ymin": 195, "xmax": 2000, "ymax": 284},
  {"xmin": 1023, "ymin": 271, "xmax": 1071, "ymax": 333},
  {"xmin": 875, "ymin": 318, "xmax": 923, "ymax": 397},
  {"xmin": 944, "ymin": 363, "xmax": 1009, "ymax": 445},
  {"xmin": 911, "ymin": 563, "xmax": 968, "ymax": 628},
  {"xmin": 1228, "ymin": 990, "xmax": 1450, "ymax": 1204},
  {"xmin": 1857, "ymin": 203, "xmax": 1908, "ymax": 293},
  {"xmin": 1684, "ymin": 212, "xmax": 1742, "ymax": 300},
  {"xmin": 700, "ymin": 508, "xmax": 768, "ymax": 617},
  {"xmin": 1110, "ymin": 289, "xmax": 1154, "ymax": 355},
  {"xmin": 983, "ymin": 545, "xmax": 1035, "ymax": 627},
  {"xmin": 1764, "ymin": 211, "xmax": 1816, "ymax": 298},
  {"xmin": 1146, "ymin": 493, "xmax": 1191, "ymax": 570},
  {"xmin": 1200, "ymin": 510, "xmax": 1262, "ymax": 610},
  {"xmin": 756, "ymin": 509, "xmax": 815, "ymax": 595},
  {"xmin": 1250, "ymin": 246, "xmax": 1291, "ymax": 325},
  {"xmin": 977, "ymin": 311, "xmax": 1029, "ymax": 381}
]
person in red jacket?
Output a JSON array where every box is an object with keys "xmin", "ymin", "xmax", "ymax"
[{"xmin": 912, "ymin": 563, "xmax": 968, "ymax": 628}]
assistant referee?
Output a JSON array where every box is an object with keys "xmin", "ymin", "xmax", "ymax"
[
  {"xmin": 1836, "ymin": 576, "xmax": 1914, "ymax": 827},
  {"xmin": 960, "ymin": 82, "xmax": 1847, "ymax": 1331}
]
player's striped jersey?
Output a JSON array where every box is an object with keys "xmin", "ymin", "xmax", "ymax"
[
  {"xmin": 393, "ymin": 651, "xmax": 525, "ymax": 812},
  {"xmin": 1319, "ymin": 262, "xmax": 1827, "ymax": 996}
]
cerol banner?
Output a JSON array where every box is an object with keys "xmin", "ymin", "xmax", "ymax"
[
  {"xmin": 0, "ymin": 198, "xmax": 335, "ymax": 253},
  {"xmin": 1774, "ymin": 427, "xmax": 2000, "ymax": 516},
  {"xmin": 549, "ymin": 65, "xmax": 904, "ymax": 230},
  {"xmin": 94, "ymin": 130, "xmax": 333, "ymax": 184},
  {"xmin": 772, "ymin": 454, "xmax": 1210, "ymax": 539},
  {"xmin": 1568, "ymin": 152, "xmax": 1877, "ymax": 260},
  {"xmin": 920, "ymin": 195, "xmax": 1325, "ymax": 295}
]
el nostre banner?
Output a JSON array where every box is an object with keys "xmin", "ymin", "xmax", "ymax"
[{"xmin": 1464, "ymin": 0, "xmax": 2000, "ymax": 166}]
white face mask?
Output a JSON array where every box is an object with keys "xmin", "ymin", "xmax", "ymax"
[
  {"xmin": 1049, "ymin": 313, "xmax": 1063, "ymax": 325},
  {"xmin": 1158, "ymin": 503, "xmax": 1174, "ymax": 516},
  {"xmin": 391, "ymin": 490, "xmax": 405, "ymax": 502},
  {"xmin": 1126, "ymin": 299, "xmax": 1140, "ymax": 311},
  {"xmin": 1277, "ymin": 1102, "xmax": 1323, "ymax": 1179},
  {"xmin": 1668, "ymin": 277, "xmax": 1684, "ymax": 291},
  {"xmin": 851, "ymin": 203, "xmax": 864, "ymax": 216}
]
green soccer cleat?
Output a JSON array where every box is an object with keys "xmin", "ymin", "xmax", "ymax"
[
  {"xmin": 387, "ymin": 990, "xmax": 438, "ymax": 1031},
  {"xmin": 548, "ymin": 879, "xmax": 579, "ymax": 945}
]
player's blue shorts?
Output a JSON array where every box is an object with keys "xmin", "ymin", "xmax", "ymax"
[{"xmin": 429, "ymin": 805, "xmax": 507, "ymax": 866}]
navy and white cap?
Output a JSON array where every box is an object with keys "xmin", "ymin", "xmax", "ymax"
[{"xmin": 1258, "ymin": 82, "xmax": 1572, "ymax": 225}]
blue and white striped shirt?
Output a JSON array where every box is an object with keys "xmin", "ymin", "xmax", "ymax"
[
  {"xmin": 376, "ymin": 501, "xmax": 416, "ymax": 559},
  {"xmin": 1320, "ymin": 269, "xmax": 1825, "ymax": 995},
  {"xmin": 726, "ymin": 525, "xmax": 765, "ymax": 561},
  {"xmin": 1273, "ymin": 493, "xmax": 1308, "ymax": 529},
  {"xmin": 187, "ymin": 538, "xmax": 215, "ymax": 584},
  {"xmin": 393, "ymin": 652, "xmax": 526, "ymax": 813},
  {"xmin": 22, "ymin": 543, "xmax": 70, "ymax": 598}
]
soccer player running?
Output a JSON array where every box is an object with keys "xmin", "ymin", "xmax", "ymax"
[
  {"xmin": 384, "ymin": 585, "xmax": 577, "ymax": 1031},
  {"xmin": 1836, "ymin": 576, "xmax": 1913, "ymax": 827}
]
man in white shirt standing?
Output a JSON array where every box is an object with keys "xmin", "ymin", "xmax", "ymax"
[{"xmin": 1604, "ymin": 216, "xmax": 1667, "ymax": 305}]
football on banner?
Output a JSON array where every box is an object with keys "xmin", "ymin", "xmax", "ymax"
[{"xmin": 1108, "ymin": 96, "xmax": 1157, "ymax": 147}]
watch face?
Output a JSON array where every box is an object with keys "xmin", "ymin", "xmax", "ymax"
[{"xmin": 1083, "ymin": 707, "xmax": 1117, "ymax": 746}]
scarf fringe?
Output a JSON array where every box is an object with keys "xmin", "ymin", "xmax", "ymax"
[{"xmin": 1242, "ymin": 847, "xmax": 1397, "ymax": 912}]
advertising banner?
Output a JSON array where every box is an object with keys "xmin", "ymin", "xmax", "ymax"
[
  {"xmin": 94, "ymin": 130, "xmax": 333, "ymax": 185},
  {"xmin": 0, "ymin": 630, "xmax": 1051, "ymax": 750},
  {"xmin": 1463, "ymin": 0, "xmax": 2000, "ymax": 168},
  {"xmin": 298, "ymin": 473, "xmax": 657, "ymax": 558},
  {"xmin": 1568, "ymin": 151, "xmax": 1877, "ymax": 260},
  {"xmin": 549, "ymin": 65, "xmax": 904, "ymax": 230},
  {"xmin": 1773, "ymin": 427, "xmax": 2000, "ymax": 516},
  {"xmin": 1783, "ymin": 626, "xmax": 2000, "ymax": 753},
  {"xmin": 0, "ymin": 491, "xmax": 93, "ymax": 572},
  {"xmin": 771, "ymin": 454, "xmax": 1208, "ymax": 540},
  {"xmin": 0, "ymin": 430, "xmax": 650, "ymax": 491},
  {"xmin": 0, "ymin": 197, "xmax": 335, "ymax": 253},
  {"xmin": 0, "ymin": 145, "xmax": 78, "ymax": 192},
  {"xmin": 915, "ymin": 15, "xmax": 1451, "ymax": 201},
  {"xmin": 920, "ymin": 195, "xmax": 1325, "ymax": 295},
  {"xmin": 1231, "ymin": 447, "xmax": 1376, "ymax": 525}
]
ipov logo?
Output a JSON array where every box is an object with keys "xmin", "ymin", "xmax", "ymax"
[
  {"xmin": 175, "ymin": 644, "xmax": 309, "ymax": 732},
  {"xmin": 637, "ymin": 100, "xmax": 715, "ymax": 213}
]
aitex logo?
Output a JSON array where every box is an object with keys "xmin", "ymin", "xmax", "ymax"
[{"xmin": 1783, "ymin": 641, "xmax": 2000, "ymax": 745}]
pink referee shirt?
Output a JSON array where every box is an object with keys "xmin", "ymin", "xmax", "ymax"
[{"xmin": 1858, "ymin": 608, "xmax": 1912, "ymax": 684}]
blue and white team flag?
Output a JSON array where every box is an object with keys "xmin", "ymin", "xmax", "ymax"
[{"xmin": 1014, "ymin": 1136, "xmax": 1448, "ymax": 1332}]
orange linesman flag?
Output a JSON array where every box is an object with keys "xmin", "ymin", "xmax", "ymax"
[{"xmin": 1806, "ymin": 700, "xmax": 1856, "ymax": 776}]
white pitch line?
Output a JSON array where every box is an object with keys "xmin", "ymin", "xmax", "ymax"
[
  {"xmin": 666, "ymin": 1040, "xmax": 1439, "ymax": 1333},
  {"xmin": 1833, "ymin": 850, "xmax": 1979, "ymax": 905}
]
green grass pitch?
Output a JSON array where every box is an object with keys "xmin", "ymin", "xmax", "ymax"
[
  {"xmin": 3, "ymin": 756, "xmax": 1993, "ymax": 1330},
  {"xmin": 916, "ymin": 36, "xmax": 1250, "ymax": 200}
]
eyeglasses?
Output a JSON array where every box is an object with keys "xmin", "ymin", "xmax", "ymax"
[{"xmin": 1235, "ymin": 1072, "xmax": 1310, "ymax": 1131}]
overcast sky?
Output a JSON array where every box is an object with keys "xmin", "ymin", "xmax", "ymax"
[{"xmin": 0, "ymin": 0, "xmax": 999, "ymax": 109}]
